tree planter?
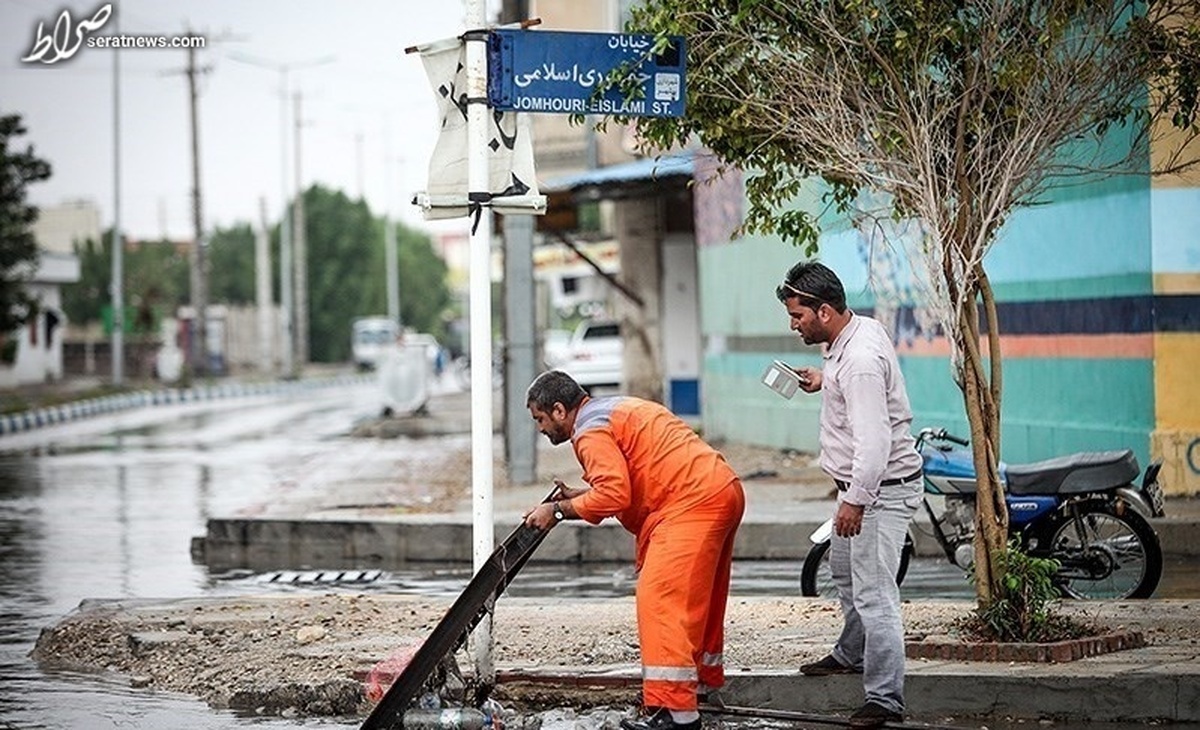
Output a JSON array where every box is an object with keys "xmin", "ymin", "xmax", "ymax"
[{"xmin": 904, "ymin": 630, "xmax": 1146, "ymax": 663}]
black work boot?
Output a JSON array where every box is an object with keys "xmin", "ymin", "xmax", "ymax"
[
  {"xmin": 847, "ymin": 700, "xmax": 903, "ymax": 728},
  {"xmin": 620, "ymin": 707, "xmax": 701, "ymax": 730},
  {"xmin": 799, "ymin": 654, "xmax": 860, "ymax": 676}
]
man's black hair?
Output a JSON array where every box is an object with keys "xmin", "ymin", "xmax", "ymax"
[
  {"xmin": 526, "ymin": 370, "xmax": 587, "ymax": 412},
  {"xmin": 776, "ymin": 261, "xmax": 847, "ymax": 313}
]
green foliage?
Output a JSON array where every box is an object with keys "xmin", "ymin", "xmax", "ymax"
[
  {"xmin": 62, "ymin": 231, "xmax": 189, "ymax": 333},
  {"xmin": 62, "ymin": 186, "xmax": 452, "ymax": 364},
  {"xmin": 0, "ymin": 114, "xmax": 51, "ymax": 337},
  {"xmin": 624, "ymin": 0, "xmax": 1200, "ymax": 248},
  {"xmin": 967, "ymin": 539, "xmax": 1065, "ymax": 642},
  {"xmin": 300, "ymin": 185, "xmax": 450, "ymax": 363},
  {"xmin": 207, "ymin": 223, "xmax": 257, "ymax": 305},
  {"xmin": 62, "ymin": 235, "xmax": 109, "ymax": 326}
]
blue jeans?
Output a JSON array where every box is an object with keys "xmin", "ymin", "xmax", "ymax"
[{"xmin": 829, "ymin": 480, "xmax": 922, "ymax": 714}]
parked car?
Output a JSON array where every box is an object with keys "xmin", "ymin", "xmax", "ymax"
[
  {"xmin": 557, "ymin": 319, "xmax": 622, "ymax": 391},
  {"xmin": 542, "ymin": 328, "xmax": 573, "ymax": 369},
  {"xmin": 352, "ymin": 317, "xmax": 400, "ymax": 371}
]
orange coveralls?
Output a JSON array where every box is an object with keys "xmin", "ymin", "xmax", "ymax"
[{"xmin": 566, "ymin": 396, "xmax": 745, "ymax": 711}]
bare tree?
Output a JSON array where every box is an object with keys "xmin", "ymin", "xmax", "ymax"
[{"xmin": 629, "ymin": 0, "xmax": 1200, "ymax": 606}]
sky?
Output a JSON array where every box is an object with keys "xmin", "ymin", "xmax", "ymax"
[{"xmin": 1, "ymin": 0, "xmax": 479, "ymax": 242}]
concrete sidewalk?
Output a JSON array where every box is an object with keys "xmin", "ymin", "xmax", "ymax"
[
  {"xmin": 180, "ymin": 387, "xmax": 1200, "ymax": 724},
  {"xmin": 198, "ymin": 381, "xmax": 1200, "ymax": 566},
  {"xmin": 195, "ymin": 424, "xmax": 1200, "ymax": 572}
]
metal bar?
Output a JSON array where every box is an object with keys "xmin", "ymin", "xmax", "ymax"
[
  {"xmin": 360, "ymin": 489, "xmax": 559, "ymax": 730},
  {"xmin": 704, "ymin": 704, "xmax": 978, "ymax": 730}
]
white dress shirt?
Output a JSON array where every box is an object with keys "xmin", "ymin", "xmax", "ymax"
[{"xmin": 817, "ymin": 314, "xmax": 923, "ymax": 506}]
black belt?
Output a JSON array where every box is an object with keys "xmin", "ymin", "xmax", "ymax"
[{"xmin": 835, "ymin": 469, "xmax": 923, "ymax": 492}]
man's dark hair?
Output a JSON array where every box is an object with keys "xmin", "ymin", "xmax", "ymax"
[
  {"xmin": 776, "ymin": 261, "xmax": 847, "ymax": 313},
  {"xmin": 526, "ymin": 370, "xmax": 587, "ymax": 412}
]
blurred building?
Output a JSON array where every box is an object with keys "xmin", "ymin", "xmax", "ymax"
[{"xmin": 0, "ymin": 201, "xmax": 86, "ymax": 387}]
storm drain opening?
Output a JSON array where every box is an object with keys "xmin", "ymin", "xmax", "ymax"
[{"xmin": 258, "ymin": 569, "xmax": 383, "ymax": 585}]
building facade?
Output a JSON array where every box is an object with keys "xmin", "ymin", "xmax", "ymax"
[{"xmin": 697, "ymin": 164, "xmax": 1200, "ymax": 496}]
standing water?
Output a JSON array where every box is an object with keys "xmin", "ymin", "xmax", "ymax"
[
  {"xmin": 2, "ymin": 381, "xmax": 1196, "ymax": 729},
  {"xmin": 0, "ymin": 384, "xmax": 382, "ymax": 729}
]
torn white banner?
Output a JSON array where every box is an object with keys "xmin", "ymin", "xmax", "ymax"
[{"xmin": 413, "ymin": 36, "xmax": 545, "ymax": 220}]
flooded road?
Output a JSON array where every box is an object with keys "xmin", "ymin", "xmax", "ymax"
[
  {"xmin": 0, "ymin": 381, "xmax": 384, "ymax": 729},
  {"xmin": 1, "ymin": 378, "xmax": 1196, "ymax": 729}
]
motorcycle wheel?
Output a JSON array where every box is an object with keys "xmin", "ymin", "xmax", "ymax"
[
  {"xmin": 1048, "ymin": 502, "xmax": 1163, "ymax": 600},
  {"xmin": 800, "ymin": 533, "xmax": 914, "ymax": 598}
]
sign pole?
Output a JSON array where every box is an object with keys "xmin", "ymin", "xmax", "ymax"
[{"xmin": 465, "ymin": 0, "xmax": 495, "ymax": 685}]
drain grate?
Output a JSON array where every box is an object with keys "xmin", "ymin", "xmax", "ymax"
[{"xmin": 258, "ymin": 569, "xmax": 383, "ymax": 585}]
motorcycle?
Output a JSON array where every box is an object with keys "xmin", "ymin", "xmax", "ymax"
[{"xmin": 800, "ymin": 427, "xmax": 1167, "ymax": 600}]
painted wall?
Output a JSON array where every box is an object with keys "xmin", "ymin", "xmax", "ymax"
[
  {"xmin": 1149, "ymin": 182, "xmax": 1200, "ymax": 494},
  {"xmin": 699, "ymin": 172, "xmax": 1200, "ymax": 494}
]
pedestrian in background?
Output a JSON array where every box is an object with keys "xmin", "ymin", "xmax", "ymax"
[
  {"xmin": 523, "ymin": 370, "xmax": 745, "ymax": 730},
  {"xmin": 775, "ymin": 261, "xmax": 923, "ymax": 729}
]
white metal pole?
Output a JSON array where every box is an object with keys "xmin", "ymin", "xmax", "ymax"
[
  {"xmin": 255, "ymin": 197, "xmax": 274, "ymax": 374},
  {"xmin": 279, "ymin": 68, "xmax": 294, "ymax": 379},
  {"xmin": 111, "ymin": 9, "xmax": 123, "ymax": 385},
  {"xmin": 466, "ymin": 0, "xmax": 494, "ymax": 684}
]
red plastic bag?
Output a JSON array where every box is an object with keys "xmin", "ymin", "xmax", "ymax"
[{"xmin": 365, "ymin": 643, "xmax": 421, "ymax": 703}]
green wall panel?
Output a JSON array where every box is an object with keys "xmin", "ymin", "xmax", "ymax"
[{"xmin": 703, "ymin": 352, "xmax": 1153, "ymax": 472}]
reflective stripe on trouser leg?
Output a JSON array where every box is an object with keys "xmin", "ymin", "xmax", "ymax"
[
  {"xmin": 698, "ymin": 652, "xmax": 724, "ymax": 692},
  {"xmin": 637, "ymin": 482, "xmax": 744, "ymax": 710}
]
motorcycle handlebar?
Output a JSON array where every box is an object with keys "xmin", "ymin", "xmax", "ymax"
[
  {"xmin": 918, "ymin": 427, "xmax": 970, "ymax": 447},
  {"xmin": 941, "ymin": 430, "xmax": 970, "ymax": 446}
]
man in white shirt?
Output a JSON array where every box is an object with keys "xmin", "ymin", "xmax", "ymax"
[{"xmin": 776, "ymin": 261, "xmax": 923, "ymax": 729}]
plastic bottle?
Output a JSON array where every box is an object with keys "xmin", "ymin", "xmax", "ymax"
[{"xmin": 401, "ymin": 708, "xmax": 488, "ymax": 730}]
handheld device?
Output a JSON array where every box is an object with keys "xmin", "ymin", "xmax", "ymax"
[{"xmin": 761, "ymin": 359, "xmax": 805, "ymax": 399}]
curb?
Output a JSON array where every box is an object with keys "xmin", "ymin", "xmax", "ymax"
[
  {"xmin": 904, "ymin": 630, "xmax": 1146, "ymax": 663},
  {"xmin": 485, "ymin": 655, "xmax": 1200, "ymax": 723},
  {"xmin": 0, "ymin": 375, "xmax": 373, "ymax": 437}
]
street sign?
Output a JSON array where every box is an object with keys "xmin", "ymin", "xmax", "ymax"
[{"xmin": 487, "ymin": 29, "xmax": 686, "ymax": 118}]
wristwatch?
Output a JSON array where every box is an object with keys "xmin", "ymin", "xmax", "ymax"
[{"xmin": 552, "ymin": 501, "xmax": 565, "ymax": 522}]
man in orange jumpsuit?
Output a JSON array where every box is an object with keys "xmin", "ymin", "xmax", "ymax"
[{"xmin": 523, "ymin": 370, "xmax": 745, "ymax": 730}]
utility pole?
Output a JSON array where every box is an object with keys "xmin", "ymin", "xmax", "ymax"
[
  {"xmin": 292, "ymin": 90, "xmax": 309, "ymax": 369},
  {"xmin": 355, "ymin": 131, "xmax": 365, "ymax": 200},
  {"xmin": 499, "ymin": 0, "xmax": 536, "ymax": 484},
  {"xmin": 226, "ymin": 53, "xmax": 332, "ymax": 379},
  {"xmin": 186, "ymin": 30, "xmax": 209, "ymax": 378},
  {"xmin": 256, "ymin": 197, "xmax": 274, "ymax": 374},
  {"xmin": 279, "ymin": 72, "xmax": 294, "ymax": 379},
  {"xmin": 384, "ymin": 122, "xmax": 401, "ymax": 327}
]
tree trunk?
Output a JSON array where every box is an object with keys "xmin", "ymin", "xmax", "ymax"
[{"xmin": 957, "ymin": 271, "xmax": 1009, "ymax": 607}]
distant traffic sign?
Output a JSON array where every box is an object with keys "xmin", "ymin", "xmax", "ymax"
[{"xmin": 487, "ymin": 29, "xmax": 686, "ymax": 118}]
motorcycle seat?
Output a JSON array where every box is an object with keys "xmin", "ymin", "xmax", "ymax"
[{"xmin": 1005, "ymin": 449, "xmax": 1139, "ymax": 496}]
